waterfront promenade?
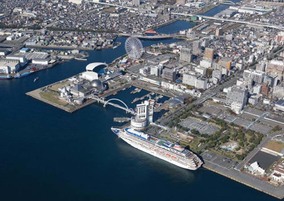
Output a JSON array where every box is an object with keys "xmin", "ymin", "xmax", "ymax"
[{"xmin": 203, "ymin": 158, "xmax": 284, "ymax": 199}]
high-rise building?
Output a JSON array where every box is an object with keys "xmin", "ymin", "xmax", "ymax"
[
  {"xmin": 243, "ymin": 69, "xmax": 265, "ymax": 84},
  {"xmin": 212, "ymin": 69, "xmax": 222, "ymax": 81},
  {"xmin": 218, "ymin": 57, "xmax": 232, "ymax": 71},
  {"xmin": 195, "ymin": 78, "xmax": 208, "ymax": 90},
  {"xmin": 150, "ymin": 65, "xmax": 162, "ymax": 77},
  {"xmin": 162, "ymin": 68, "xmax": 176, "ymax": 82},
  {"xmin": 215, "ymin": 28, "xmax": 223, "ymax": 37},
  {"xmin": 203, "ymin": 48, "xmax": 214, "ymax": 62},
  {"xmin": 179, "ymin": 48, "xmax": 192, "ymax": 63},
  {"xmin": 192, "ymin": 40, "xmax": 201, "ymax": 55},
  {"xmin": 226, "ymin": 86, "xmax": 248, "ymax": 114},
  {"xmin": 131, "ymin": 99, "xmax": 155, "ymax": 130},
  {"xmin": 266, "ymin": 60, "xmax": 284, "ymax": 81},
  {"xmin": 182, "ymin": 73, "xmax": 208, "ymax": 89},
  {"xmin": 132, "ymin": 0, "xmax": 140, "ymax": 6},
  {"xmin": 176, "ymin": 0, "xmax": 186, "ymax": 5},
  {"xmin": 183, "ymin": 73, "xmax": 197, "ymax": 87},
  {"xmin": 261, "ymin": 83, "xmax": 270, "ymax": 96}
]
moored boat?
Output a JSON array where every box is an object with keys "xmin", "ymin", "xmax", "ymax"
[{"xmin": 111, "ymin": 127, "xmax": 203, "ymax": 170}]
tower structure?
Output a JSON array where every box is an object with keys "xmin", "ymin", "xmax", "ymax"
[{"xmin": 131, "ymin": 99, "xmax": 155, "ymax": 130}]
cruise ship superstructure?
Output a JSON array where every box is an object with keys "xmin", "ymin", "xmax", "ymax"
[{"xmin": 111, "ymin": 127, "xmax": 203, "ymax": 170}]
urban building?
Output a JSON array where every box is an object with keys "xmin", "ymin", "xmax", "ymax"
[
  {"xmin": 218, "ymin": 57, "xmax": 232, "ymax": 71},
  {"xmin": 80, "ymin": 71, "xmax": 99, "ymax": 81},
  {"xmin": 246, "ymin": 161, "xmax": 265, "ymax": 176},
  {"xmin": 131, "ymin": 99, "xmax": 155, "ymax": 130},
  {"xmin": 192, "ymin": 40, "xmax": 201, "ymax": 55},
  {"xmin": 182, "ymin": 73, "xmax": 208, "ymax": 89},
  {"xmin": 274, "ymin": 99, "xmax": 284, "ymax": 112},
  {"xmin": 182, "ymin": 73, "xmax": 196, "ymax": 87},
  {"xmin": 0, "ymin": 59, "xmax": 20, "ymax": 74},
  {"xmin": 200, "ymin": 59, "xmax": 212, "ymax": 68},
  {"xmin": 212, "ymin": 69, "xmax": 222, "ymax": 81},
  {"xmin": 226, "ymin": 85, "xmax": 248, "ymax": 114},
  {"xmin": 6, "ymin": 55, "xmax": 26, "ymax": 63},
  {"xmin": 195, "ymin": 78, "xmax": 208, "ymax": 90},
  {"xmin": 68, "ymin": 0, "xmax": 82, "ymax": 4},
  {"xmin": 132, "ymin": 0, "xmax": 140, "ymax": 6},
  {"xmin": 179, "ymin": 48, "xmax": 192, "ymax": 63},
  {"xmin": 150, "ymin": 65, "xmax": 162, "ymax": 77},
  {"xmin": 162, "ymin": 67, "xmax": 176, "ymax": 82},
  {"xmin": 261, "ymin": 83, "xmax": 270, "ymax": 96},
  {"xmin": 266, "ymin": 60, "xmax": 284, "ymax": 81},
  {"xmin": 257, "ymin": 0, "xmax": 284, "ymax": 3},
  {"xmin": 273, "ymin": 84, "xmax": 284, "ymax": 98},
  {"xmin": 176, "ymin": 0, "xmax": 186, "ymax": 5},
  {"xmin": 215, "ymin": 28, "xmax": 223, "ymax": 36},
  {"xmin": 203, "ymin": 48, "xmax": 214, "ymax": 62},
  {"xmin": 243, "ymin": 69, "xmax": 265, "ymax": 84}
]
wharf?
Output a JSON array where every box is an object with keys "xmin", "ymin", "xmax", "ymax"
[
  {"xmin": 26, "ymin": 78, "xmax": 97, "ymax": 113},
  {"xmin": 26, "ymin": 44, "xmax": 94, "ymax": 50},
  {"xmin": 26, "ymin": 76, "xmax": 131, "ymax": 113},
  {"xmin": 101, "ymin": 84, "xmax": 131, "ymax": 98},
  {"xmin": 130, "ymin": 80, "xmax": 174, "ymax": 98},
  {"xmin": 203, "ymin": 160, "xmax": 284, "ymax": 199},
  {"xmin": 113, "ymin": 117, "xmax": 131, "ymax": 123},
  {"xmin": 151, "ymin": 19, "xmax": 179, "ymax": 29}
]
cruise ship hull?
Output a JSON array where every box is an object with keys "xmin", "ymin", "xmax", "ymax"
[{"xmin": 112, "ymin": 127, "xmax": 202, "ymax": 170}]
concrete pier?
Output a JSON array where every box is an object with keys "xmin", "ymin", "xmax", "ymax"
[{"xmin": 203, "ymin": 160, "xmax": 284, "ymax": 199}]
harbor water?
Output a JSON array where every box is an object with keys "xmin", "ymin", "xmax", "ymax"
[{"xmin": 0, "ymin": 3, "xmax": 281, "ymax": 201}]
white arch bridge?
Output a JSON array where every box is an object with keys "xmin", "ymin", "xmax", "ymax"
[{"xmin": 90, "ymin": 95, "xmax": 135, "ymax": 115}]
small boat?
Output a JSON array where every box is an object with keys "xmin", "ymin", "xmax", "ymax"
[
  {"xmin": 0, "ymin": 74, "xmax": 13, "ymax": 80},
  {"xmin": 34, "ymin": 77, "xmax": 39, "ymax": 82},
  {"xmin": 74, "ymin": 57, "xmax": 87, "ymax": 61}
]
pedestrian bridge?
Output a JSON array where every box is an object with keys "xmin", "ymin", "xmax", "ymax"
[{"xmin": 90, "ymin": 95, "xmax": 135, "ymax": 115}]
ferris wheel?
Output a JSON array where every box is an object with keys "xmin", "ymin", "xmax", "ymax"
[{"xmin": 125, "ymin": 37, "xmax": 144, "ymax": 59}]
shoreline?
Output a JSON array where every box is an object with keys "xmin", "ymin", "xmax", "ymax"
[
  {"xmin": 21, "ymin": 1, "xmax": 284, "ymax": 199},
  {"xmin": 203, "ymin": 160, "xmax": 284, "ymax": 199}
]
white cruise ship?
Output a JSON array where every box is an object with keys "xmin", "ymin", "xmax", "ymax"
[{"xmin": 111, "ymin": 127, "xmax": 203, "ymax": 170}]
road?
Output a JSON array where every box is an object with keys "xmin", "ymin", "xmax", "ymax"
[
  {"xmin": 171, "ymin": 12, "xmax": 284, "ymax": 31},
  {"xmin": 157, "ymin": 75, "xmax": 238, "ymax": 126}
]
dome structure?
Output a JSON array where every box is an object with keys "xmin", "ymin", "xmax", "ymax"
[{"xmin": 91, "ymin": 79, "xmax": 103, "ymax": 89}]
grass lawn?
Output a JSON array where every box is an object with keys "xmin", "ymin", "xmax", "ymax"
[{"xmin": 265, "ymin": 140, "xmax": 284, "ymax": 153}]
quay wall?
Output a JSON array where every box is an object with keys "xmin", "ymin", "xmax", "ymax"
[{"xmin": 203, "ymin": 160, "xmax": 284, "ymax": 199}]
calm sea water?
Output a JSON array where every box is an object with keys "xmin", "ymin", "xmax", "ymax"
[{"xmin": 0, "ymin": 3, "xmax": 281, "ymax": 201}]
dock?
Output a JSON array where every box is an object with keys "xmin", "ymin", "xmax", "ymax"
[
  {"xmin": 26, "ymin": 76, "xmax": 135, "ymax": 114},
  {"xmin": 26, "ymin": 79, "xmax": 97, "ymax": 113}
]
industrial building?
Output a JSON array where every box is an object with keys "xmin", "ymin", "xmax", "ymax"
[{"xmin": 0, "ymin": 59, "xmax": 20, "ymax": 74}]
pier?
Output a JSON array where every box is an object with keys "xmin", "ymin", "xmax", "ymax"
[{"xmin": 203, "ymin": 159, "xmax": 284, "ymax": 199}]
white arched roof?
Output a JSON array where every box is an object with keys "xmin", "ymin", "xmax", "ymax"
[{"xmin": 86, "ymin": 62, "xmax": 108, "ymax": 71}]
